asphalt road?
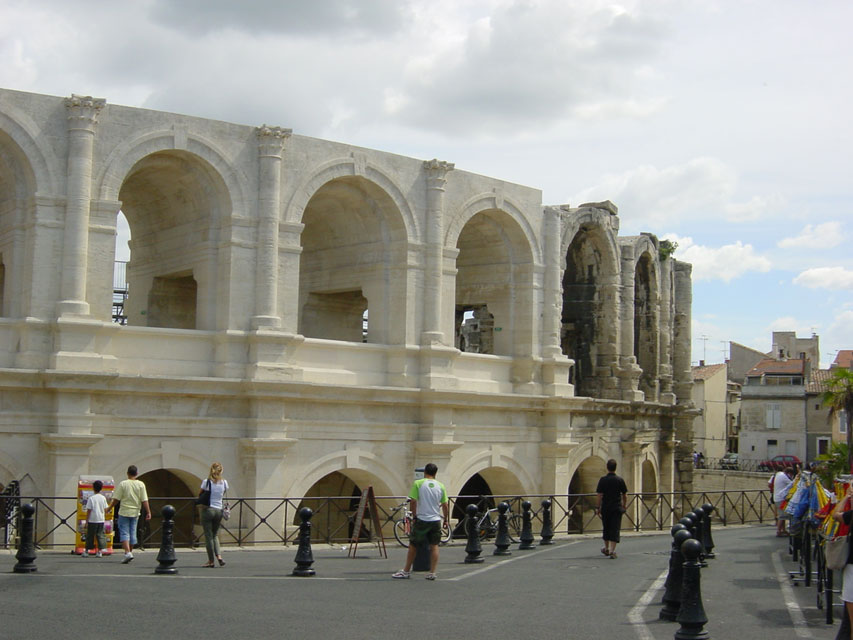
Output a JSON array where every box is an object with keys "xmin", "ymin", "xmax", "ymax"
[{"xmin": 0, "ymin": 525, "xmax": 844, "ymax": 640}]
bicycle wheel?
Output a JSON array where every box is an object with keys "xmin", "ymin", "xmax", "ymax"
[
  {"xmin": 393, "ymin": 519, "xmax": 409, "ymax": 547},
  {"xmin": 507, "ymin": 514, "xmax": 522, "ymax": 543},
  {"xmin": 440, "ymin": 520, "xmax": 452, "ymax": 545}
]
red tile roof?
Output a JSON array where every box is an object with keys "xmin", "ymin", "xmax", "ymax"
[
  {"xmin": 834, "ymin": 350, "xmax": 853, "ymax": 369},
  {"xmin": 746, "ymin": 358, "xmax": 805, "ymax": 376},
  {"xmin": 806, "ymin": 369, "xmax": 833, "ymax": 393},
  {"xmin": 692, "ymin": 362, "xmax": 727, "ymax": 381}
]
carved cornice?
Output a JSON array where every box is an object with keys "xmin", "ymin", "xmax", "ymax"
[
  {"xmin": 423, "ymin": 158, "xmax": 455, "ymax": 189},
  {"xmin": 65, "ymin": 94, "xmax": 106, "ymax": 131},
  {"xmin": 256, "ymin": 125, "xmax": 292, "ymax": 158}
]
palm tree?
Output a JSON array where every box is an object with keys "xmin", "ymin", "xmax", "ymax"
[{"xmin": 822, "ymin": 367, "xmax": 853, "ymax": 473}]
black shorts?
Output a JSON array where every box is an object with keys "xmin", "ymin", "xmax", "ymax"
[
  {"xmin": 601, "ymin": 509, "xmax": 623, "ymax": 543},
  {"xmin": 410, "ymin": 519, "xmax": 441, "ymax": 546}
]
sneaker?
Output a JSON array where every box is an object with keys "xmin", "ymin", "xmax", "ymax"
[
  {"xmin": 121, "ymin": 554, "xmax": 134, "ymax": 564},
  {"xmin": 391, "ymin": 570, "xmax": 410, "ymax": 579},
  {"xmin": 95, "ymin": 551, "xmax": 102, "ymax": 558},
  {"xmin": 609, "ymin": 551, "xmax": 617, "ymax": 559},
  {"xmin": 81, "ymin": 551, "xmax": 89, "ymax": 557},
  {"xmin": 425, "ymin": 573, "xmax": 437, "ymax": 580}
]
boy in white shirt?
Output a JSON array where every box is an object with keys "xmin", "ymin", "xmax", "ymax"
[{"xmin": 83, "ymin": 480, "xmax": 108, "ymax": 557}]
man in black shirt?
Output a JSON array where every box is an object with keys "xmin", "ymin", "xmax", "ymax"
[{"xmin": 595, "ymin": 458, "xmax": 628, "ymax": 559}]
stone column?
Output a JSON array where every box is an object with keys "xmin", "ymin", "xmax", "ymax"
[
  {"xmin": 252, "ymin": 125, "xmax": 291, "ymax": 330},
  {"xmin": 673, "ymin": 260, "xmax": 695, "ymax": 491},
  {"xmin": 57, "ymin": 95, "xmax": 105, "ymax": 317},
  {"xmin": 239, "ymin": 437, "xmax": 295, "ymax": 542},
  {"xmin": 540, "ymin": 207, "xmax": 573, "ymax": 395},
  {"xmin": 619, "ymin": 244, "xmax": 643, "ymax": 401},
  {"xmin": 421, "ymin": 159, "xmax": 454, "ymax": 345},
  {"xmin": 658, "ymin": 258, "xmax": 675, "ymax": 404}
]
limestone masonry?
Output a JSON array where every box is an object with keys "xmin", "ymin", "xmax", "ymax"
[{"xmin": 0, "ymin": 89, "xmax": 695, "ymax": 539}]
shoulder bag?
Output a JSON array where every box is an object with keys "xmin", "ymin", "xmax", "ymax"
[
  {"xmin": 825, "ymin": 534, "xmax": 849, "ymax": 571},
  {"xmin": 195, "ymin": 479, "xmax": 211, "ymax": 507}
]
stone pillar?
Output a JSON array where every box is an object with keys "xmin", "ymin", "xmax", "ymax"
[
  {"xmin": 57, "ymin": 95, "xmax": 105, "ymax": 317},
  {"xmin": 619, "ymin": 244, "xmax": 643, "ymax": 401},
  {"xmin": 597, "ymin": 275, "xmax": 622, "ymax": 399},
  {"xmin": 540, "ymin": 208, "xmax": 573, "ymax": 396},
  {"xmin": 421, "ymin": 159, "xmax": 454, "ymax": 346},
  {"xmin": 673, "ymin": 260, "xmax": 695, "ymax": 491},
  {"xmin": 278, "ymin": 221, "xmax": 305, "ymax": 333},
  {"xmin": 252, "ymin": 125, "xmax": 291, "ymax": 330},
  {"xmin": 658, "ymin": 258, "xmax": 675, "ymax": 404},
  {"xmin": 239, "ymin": 437, "xmax": 295, "ymax": 542}
]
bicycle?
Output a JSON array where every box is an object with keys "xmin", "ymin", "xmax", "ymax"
[
  {"xmin": 391, "ymin": 499, "xmax": 452, "ymax": 547},
  {"xmin": 465, "ymin": 505, "xmax": 522, "ymax": 543}
]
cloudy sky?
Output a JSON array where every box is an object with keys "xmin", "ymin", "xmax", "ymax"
[{"xmin": 1, "ymin": 0, "xmax": 850, "ymax": 367}]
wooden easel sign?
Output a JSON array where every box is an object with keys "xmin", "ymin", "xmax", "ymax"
[{"xmin": 347, "ymin": 485, "xmax": 387, "ymax": 558}]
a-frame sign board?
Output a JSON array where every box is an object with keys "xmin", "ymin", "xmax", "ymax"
[{"xmin": 347, "ymin": 485, "xmax": 387, "ymax": 558}]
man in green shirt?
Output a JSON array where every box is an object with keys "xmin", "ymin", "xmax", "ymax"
[
  {"xmin": 106, "ymin": 465, "xmax": 151, "ymax": 564},
  {"xmin": 392, "ymin": 463, "xmax": 449, "ymax": 580}
]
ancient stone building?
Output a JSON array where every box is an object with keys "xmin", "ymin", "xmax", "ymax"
[{"xmin": 0, "ymin": 89, "xmax": 694, "ymax": 539}]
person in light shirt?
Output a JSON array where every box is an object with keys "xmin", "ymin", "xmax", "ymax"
[{"xmin": 772, "ymin": 466, "xmax": 794, "ymax": 537}]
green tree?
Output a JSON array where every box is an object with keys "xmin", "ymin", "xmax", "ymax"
[
  {"xmin": 815, "ymin": 441, "xmax": 849, "ymax": 489},
  {"xmin": 822, "ymin": 367, "xmax": 853, "ymax": 473}
]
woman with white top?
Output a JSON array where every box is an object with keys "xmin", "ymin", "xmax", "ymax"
[{"xmin": 199, "ymin": 462, "xmax": 229, "ymax": 567}]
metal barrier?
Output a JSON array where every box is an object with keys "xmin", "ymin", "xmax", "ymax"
[{"xmin": 2, "ymin": 489, "xmax": 774, "ymax": 549}]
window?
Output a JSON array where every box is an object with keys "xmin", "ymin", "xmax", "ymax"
[
  {"xmin": 766, "ymin": 403, "xmax": 781, "ymax": 429},
  {"xmin": 842, "ymin": 410, "xmax": 848, "ymax": 434},
  {"xmin": 817, "ymin": 437, "xmax": 830, "ymax": 456}
]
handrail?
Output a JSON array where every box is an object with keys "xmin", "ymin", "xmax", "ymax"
[{"xmin": 1, "ymin": 489, "xmax": 773, "ymax": 549}]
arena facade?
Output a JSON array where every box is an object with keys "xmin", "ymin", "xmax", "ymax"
[{"xmin": 0, "ymin": 89, "xmax": 694, "ymax": 539}]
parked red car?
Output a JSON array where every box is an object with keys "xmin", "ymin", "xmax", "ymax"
[{"xmin": 758, "ymin": 454, "xmax": 801, "ymax": 472}]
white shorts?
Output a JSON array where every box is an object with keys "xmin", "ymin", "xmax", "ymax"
[{"xmin": 842, "ymin": 563, "xmax": 853, "ymax": 602}]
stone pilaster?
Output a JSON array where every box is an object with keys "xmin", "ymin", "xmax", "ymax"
[
  {"xmin": 658, "ymin": 257, "xmax": 675, "ymax": 404},
  {"xmin": 252, "ymin": 125, "xmax": 291, "ymax": 329},
  {"xmin": 540, "ymin": 208, "xmax": 574, "ymax": 396},
  {"xmin": 673, "ymin": 260, "xmax": 695, "ymax": 491},
  {"xmin": 619, "ymin": 244, "xmax": 643, "ymax": 401},
  {"xmin": 421, "ymin": 159, "xmax": 454, "ymax": 345},
  {"xmin": 57, "ymin": 95, "xmax": 105, "ymax": 317}
]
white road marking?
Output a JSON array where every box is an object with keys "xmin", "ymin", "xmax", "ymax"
[
  {"xmin": 771, "ymin": 550, "xmax": 813, "ymax": 638},
  {"xmin": 629, "ymin": 568, "xmax": 668, "ymax": 640},
  {"xmin": 446, "ymin": 540, "xmax": 578, "ymax": 581}
]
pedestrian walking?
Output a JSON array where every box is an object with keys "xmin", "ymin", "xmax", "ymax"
[
  {"xmin": 595, "ymin": 459, "xmax": 628, "ymax": 559},
  {"xmin": 772, "ymin": 466, "xmax": 794, "ymax": 536},
  {"xmin": 106, "ymin": 465, "xmax": 151, "ymax": 564},
  {"xmin": 392, "ymin": 462, "xmax": 449, "ymax": 580},
  {"xmin": 82, "ymin": 480, "xmax": 108, "ymax": 557},
  {"xmin": 831, "ymin": 484, "xmax": 853, "ymax": 639},
  {"xmin": 198, "ymin": 462, "xmax": 229, "ymax": 568}
]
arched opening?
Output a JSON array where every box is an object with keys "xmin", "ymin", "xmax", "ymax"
[
  {"xmin": 634, "ymin": 252, "xmax": 659, "ymax": 399},
  {"xmin": 453, "ymin": 467, "xmax": 525, "ymax": 538},
  {"xmin": 112, "ymin": 211, "xmax": 130, "ymax": 324},
  {"xmin": 568, "ymin": 456, "xmax": 607, "ymax": 533},
  {"xmin": 118, "ymin": 150, "xmax": 229, "ymax": 330},
  {"xmin": 135, "ymin": 468, "xmax": 198, "ymax": 547},
  {"xmin": 641, "ymin": 459, "xmax": 657, "ymax": 495},
  {"xmin": 0, "ymin": 130, "xmax": 38, "ymax": 320},
  {"xmin": 297, "ymin": 469, "xmax": 393, "ymax": 543},
  {"xmin": 298, "ymin": 176, "xmax": 406, "ymax": 345},
  {"xmin": 454, "ymin": 209, "xmax": 534, "ymax": 357}
]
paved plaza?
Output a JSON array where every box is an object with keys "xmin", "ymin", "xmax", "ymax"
[{"xmin": 0, "ymin": 525, "xmax": 843, "ymax": 639}]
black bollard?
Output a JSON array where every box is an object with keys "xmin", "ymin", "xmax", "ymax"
[
  {"xmin": 518, "ymin": 500, "xmax": 536, "ymax": 550},
  {"xmin": 464, "ymin": 504, "xmax": 484, "ymax": 564},
  {"xmin": 493, "ymin": 502, "xmax": 512, "ymax": 556},
  {"xmin": 675, "ymin": 537, "xmax": 710, "ymax": 639},
  {"xmin": 539, "ymin": 498, "xmax": 554, "ymax": 545},
  {"xmin": 679, "ymin": 515, "xmax": 696, "ymax": 540},
  {"xmin": 292, "ymin": 507, "xmax": 316, "ymax": 576},
  {"xmin": 154, "ymin": 504, "xmax": 178, "ymax": 575},
  {"xmin": 660, "ymin": 528, "xmax": 692, "ymax": 621},
  {"xmin": 13, "ymin": 503, "xmax": 37, "ymax": 574},
  {"xmin": 701, "ymin": 504, "xmax": 715, "ymax": 558},
  {"xmin": 690, "ymin": 509, "xmax": 708, "ymax": 567}
]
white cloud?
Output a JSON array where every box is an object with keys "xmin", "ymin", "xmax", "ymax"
[
  {"xmin": 572, "ymin": 158, "xmax": 783, "ymax": 230},
  {"xmin": 665, "ymin": 235, "xmax": 772, "ymax": 282},
  {"xmin": 793, "ymin": 267, "xmax": 853, "ymax": 291},
  {"xmin": 778, "ymin": 222, "xmax": 844, "ymax": 249}
]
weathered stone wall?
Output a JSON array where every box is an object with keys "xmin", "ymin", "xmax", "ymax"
[{"xmin": 692, "ymin": 470, "xmax": 770, "ymax": 492}]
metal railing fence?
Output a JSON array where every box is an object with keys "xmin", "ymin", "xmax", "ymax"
[{"xmin": 1, "ymin": 489, "xmax": 773, "ymax": 550}]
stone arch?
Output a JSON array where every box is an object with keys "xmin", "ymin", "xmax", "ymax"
[
  {"xmin": 95, "ymin": 129, "xmax": 249, "ymax": 214},
  {"xmin": 0, "ymin": 103, "xmax": 59, "ymax": 195},
  {"xmin": 452, "ymin": 449, "xmax": 535, "ymax": 496},
  {"xmin": 288, "ymin": 449, "xmax": 402, "ymax": 499},
  {"xmin": 284, "ymin": 157, "xmax": 418, "ymax": 242},
  {"xmin": 106, "ymin": 447, "xmax": 211, "ymax": 485},
  {"xmin": 449, "ymin": 200, "xmax": 537, "ymax": 358},
  {"xmin": 296, "ymin": 170, "xmax": 410, "ymax": 345},
  {"xmin": 111, "ymin": 146, "xmax": 234, "ymax": 330},
  {"xmin": 634, "ymin": 237, "xmax": 661, "ymax": 399},
  {"xmin": 641, "ymin": 458, "xmax": 657, "ymax": 494},
  {"xmin": 0, "ymin": 449, "xmax": 23, "ymax": 485},
  {"xmin": 560, "ymin": 213, "xmax": 622, "ymax": 398}
]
